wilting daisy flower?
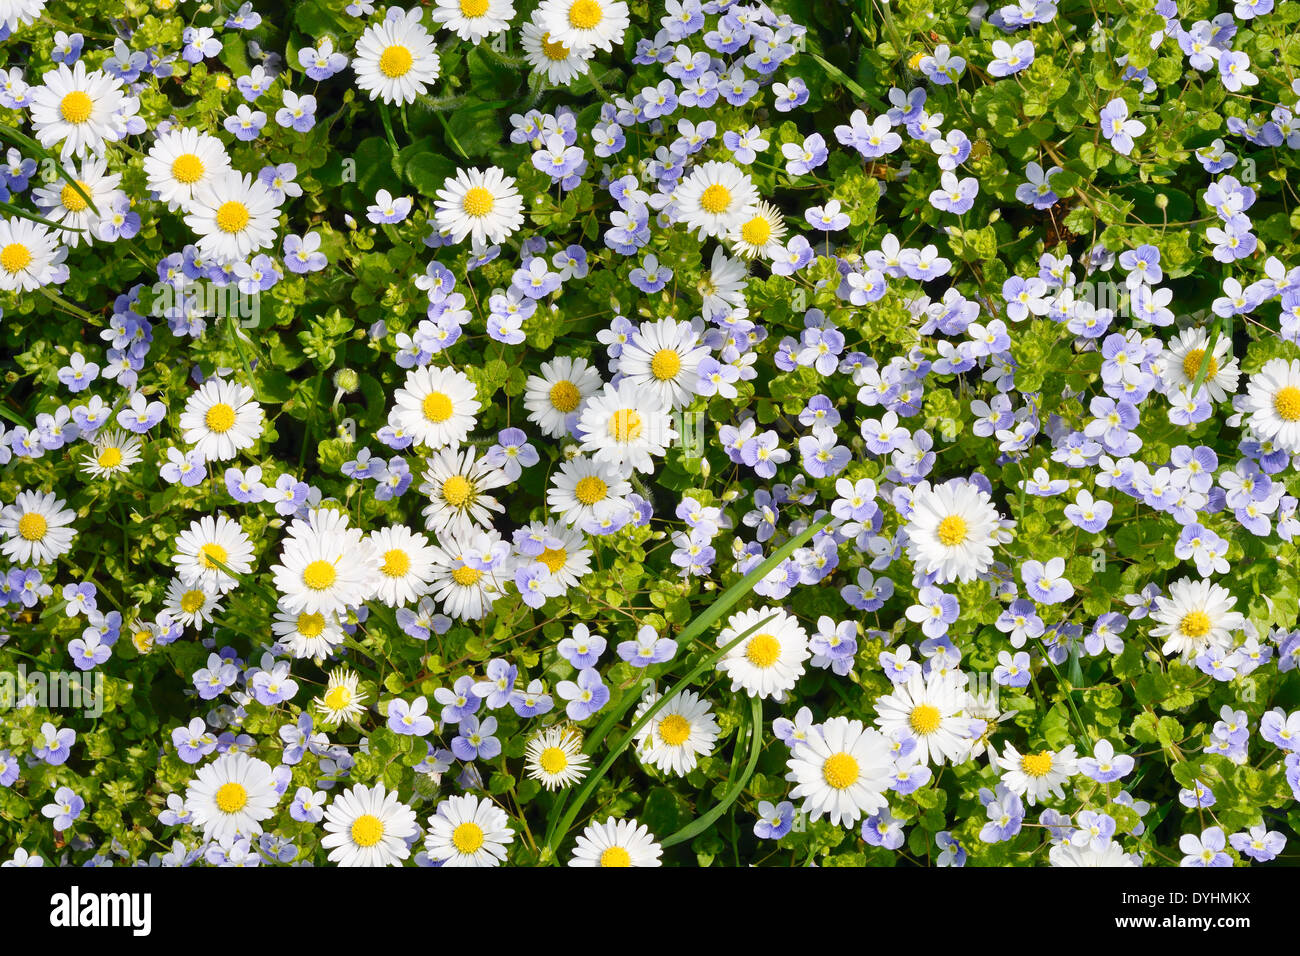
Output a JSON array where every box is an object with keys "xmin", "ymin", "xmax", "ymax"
[
  {"xmin": 31, "ymin": 157, "xmax": 119, "ymax": 248},
  {"xmin": 368, "ymin": 524, "xmax": 438, "ymax": 607},
  {"xmin": 616, "ymin": 318, "xmax": 710, "ymax": 410},
  {"xmin": 0, "ymin": 218, "xmax": 61, "ymax": 293},
  {"xmin": 1148, "ymin": 578, "xmax": 1244, "ymax": 660},
  {"xmin": 786, "ymin": 716, "xmax": 894, "ymax": 827},
  {"xmin": 633, "ymin": 690, "xmax": 719, "ymax": 777},
  {"xmin": 172, "ymin": 514, "xmax": 255, "ymax": 594},
  {"xmin": 426, "ymin": 528, "xmax": 508, "ymax": 620},
  {"xmin": 419, "ymin": 447, "xmax": 509, "ymax": 538},
  {"xmin": 524, "ymin": 725, "xmax": 589, "ymax": 790},
  {"xmin": 430, "ymin": 0, "xmax": 514, "ymax": 43},
  {"xmin": 716, "ymin": 606, "xmax": 810, "ymax": 700},
  {"xmin": 270, "ymin": 508, "xmax": 381, "ymax": 617},
  {"xmin": 536, "ymin": 0, "xmax": 630, "ymax": 52},
  {"xmin": 353, "ymin": 6, "xmax": 441, "ymax": 105},
  {"xmin": 904, "ymin": 480, "xmax": 1003, "ymax": 583},
  {"xmin": 184, "ymin": 752, "xmax": 279, "ymax": 844},
  {"xmin": 321, "ymin": 783, "xmax": 418, "ymax": 867},
  {"xmin": 568, "ymin": 817, "xmax": 662, "ymax": 867},
  {"xmin": 424, "ymin": 793, "xmax": 515, "ymax": 866},
  {"xmin": 27, "ymin": 60, "xmax": 137, "ymax": 160},
  {"xmin": 273, "ymin": 605, "xmax": 346, "ymax": 662},
  {"xmin": 874, "ymin": 670, "xmax": 977, "ymax": 766},
  {"xmin": 314, "ymin": 667, "xmax": 369, "ymax": 728},
  {"xmin": 183, "ymin": 170, "xmax": 282, "ymax": 263},
  {"xmin": 1162, "ymin": 328, "xmax": 1239, "ymax": 403},
  {"xmin": 996, "ymin": 743, "xmax": 1078, "ymax": 805},
  {"xmin": 0, "ymin": 491, "xmax": 77, "ymax": 566},
  {"xmin": 520, "ymin": 17, "xmax": 594, "ymax": 84},
  {"xmin": 178, "ymin": 376, "xmax": 264, "ymax": 462},
  {"xmin": 524, "ymin": 355, "xmax": 603, "ymax": 438},
  {"xmin": 143, "ymin": 126, "xmax": 232, "ymax": 211},
  {"xmin": 1243, "ymin": 358, "xmax": 1300, "ymax": 453},
  {"xmin": 547, "ymin": 455, "xmax": 632, "ymax": 527},
  {"xmin": 575, "ymin": 381, "xmax": 677, "ymax": 475},
  {"xmin": 80, "ymin": 429, "xmax": 142, "ymax": 479},
  {"xmin": 392, "ymin": 364, "xmax": 481, "ymax": 450},
  {"xmin": 672, "ymin": 160, "xmax": 760, "ymax": 240},
  {"xmin": 727, "ymin": 200, "xmax": 788, "ymax": 260},
  {"xmin": 433, "ymin": 166, "xmax": 525, "ymax": 247}
]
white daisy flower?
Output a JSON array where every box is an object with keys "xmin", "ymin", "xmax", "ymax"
[
  {"xmin": 786, "ymin": 716, "xmax": 895, "ymax": 827},
  {"xmin": 996, "ymin": 743, "xmax": 1078, "ymax": 806},
  {"xmin": 616, "ymin": 317, "xmax": 711, "ymax": 411},
  {"xmin": 432, "ymin": 166, "xmax": 525, "ymax": 247},
  {"xmin": 524, "ymin": 725, "xmax": 589, "ymax": 790},
  {"xmin": 1161, "ymin": 327, "xmax": 1240, "ymax": 403},
  {"xmin": 427, "ymin": 528, "xmax": 508, "ymax": 620},
  {"xmin": 873, "ymin": 670, "xmax": 977, "ymax": 766},
  {"xmin": 568, "ymin": 816, "xmax": 662, "ymax": 867},
  {"xmin": 0, "ymin": 490, "xmax": 77, "ymax": 566},
  {"xmin": 715, "ymin": 606, "xmax": 810, "ymax": 700},
  {"xmin": 368, "ymin": 524, "xmax": 438, "ymax": 607},
  {"xmin": 80, "ymin": 429, "xmax": 143, "ymax": 479},
  {"xmin": 672, "ymin": 160, "xmax": 760, "ymax": 240},
  {"xmin": 904, "ymin": 480, "xmax": 1003, "ymax": 584},
  {"xmin": 536, "ymin": 0, "xmax": 630, "ymax": 53},
  {"xmin": 321, "ymin": 783, "xmax": 418, "ymax": 867},
  {"xmin": 520, "ymin": 17, "xmax": 595, "ymax": 84},
  {"xmin": 270, "ymin": 508, "xmax": 381, "ymax": 618},
  {"xmin": 517, "ymin": 519, "xmax": 592, "ymax": 588},
  {"xmin": 1243, "ymin": 357, "xmax": 1300, "ymax": 453},
  {"xmin": 183, "ymin": 170, "xmax": 283, "ymax": 264},
  {"xmin": 31, "ymin": 157, "xmax": 120, "ymax": 248},
  {"xmin": 353, "ymin": 7, "xmax": 441, "ymax": 105},
  {"xmin": 28, "ymin": 60, "xmax": 138, "ymax": 160},
  {"xmin": 0, "ymin": 0, "xmax": 46, "ymax": 33},
  {"xmin": 184, "ymin": 752, "xmax": 280, "ymax": 844},
  {"xmin": 392, "ymin": 364, "xmax": 481, "ymax": 450},
  {"xmin": 546, "ymin": 455, "xmax": 632, "ymax": 527},
  {"xmin": 523, "ymin": 355, "xmax": 603, "ymax": 439},
  {"xmin": 273, "ymin": 605, "xmax": 347, "ymax": 663},
  {"xmin": 632, "ymin": 689, "xmax": 720, "ymax": 777},
  {"xmin": 424, "ymin": 793, "xmax": 515, "ymax": 867},
  {"xmin": 172, "ymin": 514, "xmax": 255, "ymax": 595},
  {"xmin": 430, "ymin": 0, "xmax": 515, "ymax": 43},
  {"xmin": 726, "ymin": 200, "xmax": 788, "ymax": 260},
  {"xmin": 163, "ymin": 578, "xmax": 223, "ymax": 630},
  {"xmin": 1148, "ymin": 577, "xmax": 1244, "ymax": 660},
  {"xmin": 314, "ymin": 667, "xmax": 369, "ymax": 728},
  {"xmin": 143, "ymin": 126, "xmax": 232, "ymax": 211},
  {"xmin": 0, "ymin": 218, "xmax": 61, "ymax": 293},
  {"xmin": 419, "ymin": 446, "xmax": 509, "ymax": 538},
  {"xmin": 1049, "ymin": 840, "xmax": 1142, "ymax": 866},
  {"xmin": 178, "ymin": 376, "xmax": 265, "ymax": 463},
  {"xmin": 575, "ymin": 380, "xmax": 677, "ymax": 475}
]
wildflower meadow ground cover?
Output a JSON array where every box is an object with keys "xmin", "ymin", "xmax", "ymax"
[{"xmin": 2, "ymin": 0, "xmax": 1300, "ymax": 870}]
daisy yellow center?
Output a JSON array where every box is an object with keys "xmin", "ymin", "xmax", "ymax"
[
  {"xmin": 568, "ymin": 0, "xmax": 604, "ymax": 30},
  {"xmin": 1181, "ymin": 349, "xmax": 1219, "ymax": 381},
  {"xmin": 303, "ymin": 560, "xmax": 337, "ymax": 591},
  {"xmin": 323, "ymin": 684, "xmax": 353, "ymax": 711},
  {"xmin": 650, "ymin": 349, "xmax": 681, "ymax": 381},
  {"xmin": 378, "ymin": 45, "xmax": 413, "ymax": 78},
  {"xmin": 422, "ymin": 391, "xmax": 454, "ymax": 424},
  {"xmin": 538, "ymin": 746, "xmax": 568, "ymax": 774},
  {"xmin": 132, "ymin": 630, "xmax": 154, "ymax": 652},
  {"xmin": 741, "ymin": 216, "xmax": 771, "ymax": 245},
  {"xmin": 549, "ymin": 380, "xmax": 581, "ymax": 412},
  {"xmin": 909, "ymin": 704, "xmax": 941, "ymax": 736},
  {"xmin": 607, "ymin": 409, "xmax": 643, "ymax": 442},
  {"xmin": 1020, "ymin": 751, "xmax": 1053, "ymax": 777},
  {"xmin": 452, "ymin": 821, "xmax": 485, "ymax": 853},
  {"xmin": 539, "ymin": 546, "xmax": 567, "ymax": 573},
  {"xmin": 60, "ymin": 181, "xmax": 90, "ymax": 213},
  {"xmin": 205, "ymin": 402, "xmax": 237, "ymax": 433},
  {"xmin": 541, "ymin": 32, "xmax": 570, "ymax": 60},
  {"xmin": 180, "ymin": 589, "xmax": 207, "ymax": 614},
  {"xmin": 658, "ymin": 713, "xmax": 691, "ymax": 746},
  {"xmin": 0, "ymin": 243, "xmax": 32, "ymax": 273},
  {"xmin": 381, "ymin": 548, "xmax": 411, "ymax": 578},
  {"xmin": 215, "ymin": 782, "xmax": 248, "ymax": 813},
  {"xmin": 574, "ymin": 476, "xmax": 607, "ymax": 505},
  {"xmin": 200, "ymin": 543, "xmax": 229, "ymax": 570},
  {"xmin": 699, "ymin": 183, "xmax": 732, "ymax": 214},
  {"xmin": 297, "ymin": 611, "xmax": 326, "ymax": 638},
  {"xmin": 936, "ymin": 514, "xmax": 968, "ymax": 547},
  {"xmin": 1275, "ymin": 386, "xmax": 1300, "ymax": 422},
  {"xmin": 171, "ymin": 153, "xmax": 206, "ymax": 184},
  {"xmin": 599, "ymin": 846, "xmax": 631, "ymax": 867},
  {"xmin": 822, "ymin": 752, "xmax": 859, "ymax": 790},
  {"xmin": 745, "ymin": 633, "xmax": 780, "ymax": 668},
  {"xmin": 350, "ymin": 814, "xmax": 384, "ymax": 847},
  {"xmin": 460, "ymin": 0, "xmax": 489, "ymax": 15},
  {"xmin": 17, "ymin": 513, "xmax": 48, "ymax": 541},
  {"xmin": 462, "ymin": 186, "xmax": 495, "ymax": 218},
  {"xmin": 59, "ymin": 91, "xmax": 93, "ymax": 124},
  {"xmin": 215, "ymin": 201, "xmax": 250, "ymax": 234},
  {"xmin": 442, "ymin": 475, "xmax": 473, "ymax": 507},
  {"xmin": 908, "ymin": 50, "xmax": 927, "ymax": 70},
  {"xmin": 97, "ymin": 447, "xmax": 123, "ymax": 468},
  {"xmin": 452, "ymin": 565, "xmax": 483, "ymax": 586},
  {"xmin": 1180, "ymin": 610, "xmax": 1212, "ymax": 638}
]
